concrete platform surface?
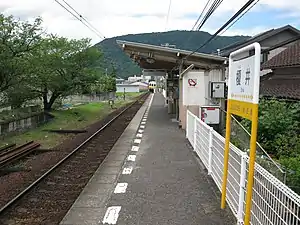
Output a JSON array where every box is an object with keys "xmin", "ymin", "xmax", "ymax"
[{"xmin": 60, "ymin": 93, "xmax": 235, "ymax": 225}]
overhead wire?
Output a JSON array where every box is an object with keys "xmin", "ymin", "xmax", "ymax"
[
  {"xmin": 196, "ymin": 0, "xmax": 224, "ymax": 31},
  {"xmin": 165, "ymin": 0, "xmax": 173, "ymax": 31},
  {"xmin": 54, "ymin": 0, "xmax": 105, "ymax": 39},
  {"xmin": 218, "ymin": 0, "xmax": 259, "ymax": 36},
  {"xmin": 183, "ymin": 0, "xmax": 260, "ymax": 61},
  {"xmin": 186, "ymin": 0, "xmax": 223, "ymax": 46},
  {"xmin": 191, "ymin": 0, "xmax": 213, "ymax": 31},
  {"xmin": 60, "ymin": 0, "xmax": 106, "ymax": 39}
]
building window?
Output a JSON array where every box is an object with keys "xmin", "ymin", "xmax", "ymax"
[{"xmin": 260, "ymin": 52, "xmax": 269, "ymax": 63}]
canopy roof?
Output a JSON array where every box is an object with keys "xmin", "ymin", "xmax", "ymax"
[{"xmin": 116, "ymin": 40, "xmax": 227, "ymax": 71}]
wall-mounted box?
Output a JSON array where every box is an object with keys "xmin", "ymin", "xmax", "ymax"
[
  {"xmin": 199, "ymin": 106, "xmax": 220, "ymax": 125},
  {"xmin": 209, "ymin": 81, "xmax": 226, "ymax": 98}
]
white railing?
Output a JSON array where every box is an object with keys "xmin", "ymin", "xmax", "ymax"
[
  {"xmin": 162, "ymin": 89, "xmax": 166, "ymax": 98},
  {"xmin": 186, "ymin": 110, "xmax": 300, "ymax": 225}
]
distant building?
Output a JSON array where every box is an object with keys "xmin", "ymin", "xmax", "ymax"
[
  {"xmin": 131, "ymin": 81, "xmax": 149, "ymax": 91},
  {"xmin": 116, "ymin": 84, "xmax": 140, "ymax": 93},
  {"xmin": 116, "ymin": 78, "xmax": 125, "ymax": 84},
  {"xmin": 128, "ymin": 75, "xmax": 143, "ymax": 83},
  {"xmin": 260, "ymin": 40, "xmax": 300, "ymax": 101},
  {"xmin": 218, "ymin": 25, "xmax": 300, "ymax": 77},
  {"xmin": 127, "ymin": 75, "xmax": 151, "ymax": 83}
]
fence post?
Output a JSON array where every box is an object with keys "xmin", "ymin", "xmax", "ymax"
[
  {"xmin": 193, "ymin": 118, "xmax": 197, "ymax": 150},
  {"xmin": 186, "ymin": 111, "xmax": 189, "ymax": 138},
  {"xmin": 208, "ymin": 127, "xmax": 213, "ymax": 175},
  {"xmin": 237, "ymin": 152, "xmax": 247, "ymax": 224}
]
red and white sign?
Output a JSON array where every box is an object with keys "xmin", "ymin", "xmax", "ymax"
[
  {"xmin": 200, "ymin": 106, "xmax": 220, "ymax": 124},
  {"xmin": 183, "ymin": 71, "xmax": 205, "ymax": 106},
  {"xmin": 188, "ymin": 78, "xmax": 197, "ymax": 87}
]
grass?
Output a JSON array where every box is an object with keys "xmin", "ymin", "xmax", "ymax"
[
  {"xmin": 116, "ymin": 92, "xmax": 146, "ymax": 99},
  {"xmin": 0, "ymin": 93, "xmax": 143, "ymax": 149}
]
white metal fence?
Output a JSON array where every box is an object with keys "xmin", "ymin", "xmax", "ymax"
[{"xmin": 186, "ymin": 110, "xmax": 300, "ymax": 225}]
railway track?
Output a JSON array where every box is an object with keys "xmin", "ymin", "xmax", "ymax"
[
  {"xmin": 0, "ymin": 93, "xmax": 149, "ymax": 225},
  {"xmin": 0, "ymin": 142, "xmax": 40, "ymax": 169}
]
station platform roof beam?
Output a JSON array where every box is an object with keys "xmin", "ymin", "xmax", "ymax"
[{"xmin": 116, "ymin": 40, "xmax": 228, "ymax": 72}]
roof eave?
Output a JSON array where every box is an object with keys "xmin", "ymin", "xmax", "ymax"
[
  {"xmin": 116, "ymin": 40, "xmax": 228, "ymax": 62},
  {"xmin": 220, "ymin": 25, "xmax": 300, "ymax": 55}
]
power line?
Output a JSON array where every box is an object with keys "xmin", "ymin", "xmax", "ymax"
[
  {"xmin": 60, "ymin": 0, "xmax": 105, "ymax": 39},
  {"xmin": 54, "ymin": 0, "xmax": 105, "ymax": 39},
  {"xmin": 183, "ymin": 0, "xmax": 259, "ymax": 61},
  {"xmin": 186, "ymin": 0, "xmax": 223, "ymax": 46},
  {"xmin": 165, "ymin": 0, "xmax": 172, "ymax": 31},
  {"xmin": 211, "ymin": 0, "xmax": 259, "ymax": 55},
  {"xmin": 196, "ymin": 0, "xmax": 224, "ymax": 31},
  {"xmin": 191, "ymin": 0, "xmax": 213, "ymax": 31},
  {"xmin": 218, "ymin": 0, "xmax": 259, "ymax": 36}
]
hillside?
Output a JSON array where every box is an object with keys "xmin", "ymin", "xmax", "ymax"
[{"xmin": 95, "ymin": 30, "xmax": 250, "ymax": 78}]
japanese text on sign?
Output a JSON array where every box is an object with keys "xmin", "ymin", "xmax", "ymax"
[
  {"xmin": 229, "ymin": 100, "xmax": 253, "ymax": 120},
  {"xmin": 229, "ymin": 55, "xmax": 256, "ymax": 104}
]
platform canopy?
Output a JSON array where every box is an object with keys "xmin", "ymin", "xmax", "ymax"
[{"xmin": 116, "ymin": 40, "xmax": 228, "ymax": 72}]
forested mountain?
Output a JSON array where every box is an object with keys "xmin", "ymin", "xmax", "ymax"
[{"xmin": 95, "ymin": 30, "xmax": 250, "ymax": 78}]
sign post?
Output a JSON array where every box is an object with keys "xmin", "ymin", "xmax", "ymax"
[{"xmin": 221, "ymin": 43, "xmax": 261, "ymax": 225}]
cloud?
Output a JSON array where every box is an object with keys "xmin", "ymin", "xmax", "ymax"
[{"xmin": 1, "ymin": 0, "xmax": 300, "ymax": 44}]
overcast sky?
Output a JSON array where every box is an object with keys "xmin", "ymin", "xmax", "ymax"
[{"xmin": 1, "ymin": 0, "xmax": 300, "ymax": 44}]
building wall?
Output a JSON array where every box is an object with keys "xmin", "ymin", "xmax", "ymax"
[
  {"xmin": 268, "ymin": 47, "xmax": 286, "ymax": 60},
  {"xmin": 272, "ymin": 67, "xmax": 300, "ymax": 76},
  {"xmin": 260, "ymin": 31, "xmax": 298, "ymax": 48},
  {"xmin": 179, "ymin": 68, "xmax": 224, "ymax": 130},
  {"xmin": 116, "ymin": 85, "xmax": 140, "ymax": 93}
]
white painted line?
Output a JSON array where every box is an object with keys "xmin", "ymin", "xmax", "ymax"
[
  {"xmin": 141, "ymin": 122, "xmax": 146, "ymax": 125},
  {"xmin": 140, "ymin": 125, "xmax": 145, "ymax": 129},
  {"xmin": 102, "ymin": 206, "xmax": 121, "ymax": 224},
  {"xmin": 134, "ymin": 139, "xmax": 141, "ymax": 144},
  {"xmin": 138, "ymin": 129, "xmax": 144, "ymax": 133},
  {"xmin": 142, "ymin": 119, "xmax": 147, "ymax": 122},
  {"xmin": 127, "ymin": 155, "xmax": 136, "ymax": 161},
  {"xmin": 131, "ymin": 146, "xmax": 139, "ymax": 152},
  {"xmin": 122, "ymin": 167, "xmax": 133, "ymax": 174},
  {"xmin": 136, "ymin": 133, "xmax": 143, "ymax": 138},
  {"xmin": 114, "ymin": 183, "xmax": 128, "ymax": 193}
]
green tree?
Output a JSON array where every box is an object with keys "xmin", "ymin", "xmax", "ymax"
[
  {"xmin": 241, "ymin": 98, "xmax": 300, "ymax": 157},
  {"xmin": 2, "ymin": 84, "xmax": 39, "ymax": 108},
  {"xmin": 27, "ymin": 35, "xmax": 102, "ymax": 110},
  {"xmin": 280, "ymin": 156, "xmax": 300, "ymax": 193},
  {"xmin": 0, "ymin": 14, "xmax": 43, "ymax": 93}
]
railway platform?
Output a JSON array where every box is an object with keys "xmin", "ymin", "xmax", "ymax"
[{"xmin": 60, "ymin": 93, "xmax": 235, "ymax": 225}]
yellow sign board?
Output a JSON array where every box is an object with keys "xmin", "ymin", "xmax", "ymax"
[
  {"xmin": 221, "ymin": 43, "xmax": 261, "ymax": 225},
  {"xmin": 228, "ymin": 99, "xmax": 254, "ymax": 120}
]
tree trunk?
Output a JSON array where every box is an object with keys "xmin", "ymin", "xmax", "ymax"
[
  {"xmin": 43, "ymin": 93, "xmax": 51, "ymax": 111},
  {"xmin": 44, "ymin": 92, "xmax": 60, "ymax": 111}
]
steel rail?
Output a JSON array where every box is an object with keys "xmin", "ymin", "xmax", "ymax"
[{"xmin": 0, "ymin": 92, "xmax": 149, "ymax": 214}]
